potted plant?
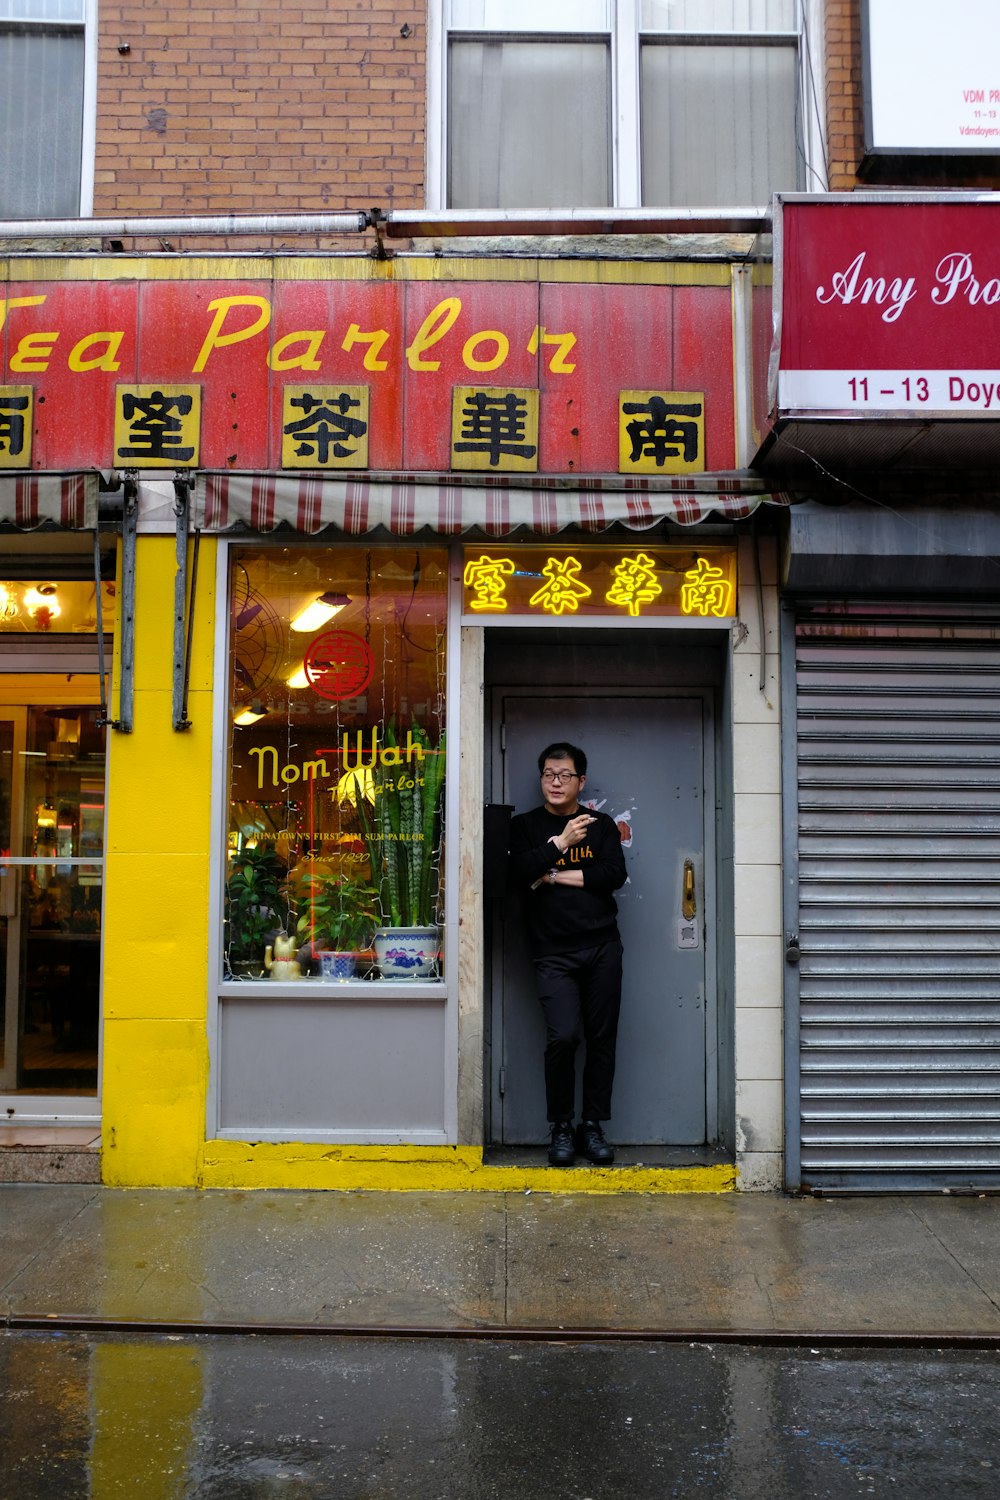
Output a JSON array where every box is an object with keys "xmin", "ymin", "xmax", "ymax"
[
  {"xmin": 224, "ymin": 844, "xmax": 291, "ymax": 977},
  {"xmin": 296, "ymin": 870, "xmax": 380, "ymax": 980},
  {"xmin": 355, "ymin": 719, "xmax": 446, "ymax": 979}
]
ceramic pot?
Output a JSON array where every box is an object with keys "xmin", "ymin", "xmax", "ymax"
[
  {"xmin": 373, "ymin": 926, "xmax": 439, "ymax": 980},
  {"xmin": 228, "ymin": 958, "xmax": 267, "ymax": 980},
  {"xmin": 317, "ymin": 950, "xmax": 356, "ymax": 981}
]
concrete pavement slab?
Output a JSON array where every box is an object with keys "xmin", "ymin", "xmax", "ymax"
[
  {"xmin": 904, "ymin": 1196, "xmax": 1000, "ymax": 1313},
  {"xmin": 0, "ymin": 1184, "xmax": 99, "ymax": 1314},
  {"xmin": 502, "ymin": 1193, "xmax": 1000, "ymax": 1334},
  {"xmin": 3, "ymin": 1188, "xmax": 508, "ymax": 1329},
  {"xmin": 4, "ymin": 1186, "xmax": 1000, "ymax": 1337}
]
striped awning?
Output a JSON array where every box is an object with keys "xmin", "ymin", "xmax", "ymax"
[
  {"xmin": 197, "ymin": 472, "xmax": 793, "ymax": 536},
  {"xmin": 0, "ymin": 473, "xmax": 98, "ymax": 530}
]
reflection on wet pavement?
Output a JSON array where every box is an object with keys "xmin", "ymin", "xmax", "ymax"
[{"xmin": 3, "ymin": 1330, "xmax": 1000, "ymax": 1498}]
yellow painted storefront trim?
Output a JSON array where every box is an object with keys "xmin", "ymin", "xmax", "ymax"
[
  {"xmin": 3, "ymin": 254, "xmax": 733, "ymax": 287},
  {"xmin": 101, "ymin": 535, "xmax": 217, "ymax": 1189},
  {"xmin": 201, "ymin": 1142, "xmax": 736, "ymax": 1194}
]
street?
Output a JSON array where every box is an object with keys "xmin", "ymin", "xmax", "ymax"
[{"xmin": 3, "ymin": 1330, "xmax": 999, "ymax": 1498}]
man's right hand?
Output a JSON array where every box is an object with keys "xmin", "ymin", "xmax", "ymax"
[{"xmin": 552, "ymin": 813, "xmax": 595, "ymax": 852}]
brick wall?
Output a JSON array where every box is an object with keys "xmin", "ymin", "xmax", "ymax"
[
  {"xmin": 94, "ymin": 3, "xmax": 426, "ymax": 242},
  {"xmin": 823, "ymin": 0, "xmax": 1000, "ymax": 191},
  {"xmin": 823, "ymin": 0, "xmax": 863, "ymax": 189}
]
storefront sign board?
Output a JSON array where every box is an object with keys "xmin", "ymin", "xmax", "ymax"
[
  {"xmin": 863, "ymin": 0, "xmax": 1000, "ymax": 154},
  {"xmin": 0, "ymin": 265, "xmax": 737, "ymax": 474},
  {"xmin": 461, "ymin": 544, "xmax": 737, "ymax": 620},
  {"xmin": 775, "ymin": 199, "xmax": 1000, "ymax": 417}
]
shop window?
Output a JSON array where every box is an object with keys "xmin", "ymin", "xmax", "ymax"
[
  {"xmin": 0, "ymin": 0, "xmax": 88, "ymax": 217},
  {"xmin": 435, "ymin": 0, "xmax": 805, "ymax": 209},
  {"xmin": 224, "ymin": 546, "xmax": 448, "ymax": 984},
  {"xmin": 0, "ymin": 577, "xmax": 112, "ymax": 634}
]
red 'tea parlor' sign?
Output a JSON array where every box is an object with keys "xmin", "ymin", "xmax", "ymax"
[{"xmin": 0, "ymin": 268, "xmax": 737, "ymax": 474}]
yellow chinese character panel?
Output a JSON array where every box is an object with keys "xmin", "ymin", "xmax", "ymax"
[
  {"xmin": 618, "ymin": 390, "xmax": 705, "ymax": 474},
  {"xmin": 0, "ymin": 387, "xmax": 32, "ymax": 468},
  {"xmin": 451, "ymin": 386, "xmax": 538, "ymax": 473},
  {"xmin": 281, "ymin": 385, "xmax": 370, "ymax": 469},
  {"xmin": 114, "ymin": 385, "xmax": 201, "ymax": 468}
]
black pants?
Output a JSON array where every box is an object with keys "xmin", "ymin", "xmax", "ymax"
[{"xmin": 534, "ymin": 940, "xmax": 623, "ymax": 1123}]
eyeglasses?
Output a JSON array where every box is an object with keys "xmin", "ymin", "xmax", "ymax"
[{"xmin": 541, "ymin": 770, "xmax": 580, "ymax": 784}]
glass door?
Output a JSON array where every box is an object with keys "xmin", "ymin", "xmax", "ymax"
[
  {"xmin": 0, "ymin": 705, "xmax": 106, "ymax": 1115},
  {"xmin": 1, "ymin": 708, "xmax": 27, "ymax": 1091}
]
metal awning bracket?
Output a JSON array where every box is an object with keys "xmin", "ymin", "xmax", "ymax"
[
  {"xmin": 96, "ymin": 473, "xmax": 136, "ymax": 732},
  {"xmin": 172, "ymin": 474, "xmax": 200, "ymax": 732}
]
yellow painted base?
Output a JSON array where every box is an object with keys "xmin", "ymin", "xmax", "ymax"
[{"xmin": 198, "ymin": 1142, "xmax": 736, "ymax": 1195}]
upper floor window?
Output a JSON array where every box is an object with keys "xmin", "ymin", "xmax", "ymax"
[
  {"xmin": 0, "ymin": 0, "xmax": 91, "ymax": 217},
  {"xmin": 432, "ymin": 0, "xmax": 810, "ymax": 210}
]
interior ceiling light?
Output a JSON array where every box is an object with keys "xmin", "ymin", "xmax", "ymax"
[
  {"xmin": 290, "ymin": 591, "xmax": 351, "ymax": 633},
  {"xmin": 234, "ymin": 700, "xmax": 267, "ymax": 727},
  {"xmin": 286, "ymin": 664, "xmax": 309, "ymax": 690},
  {"xmin": 23, "ymin": 584, "xmax": 61, "ymax": 621}
]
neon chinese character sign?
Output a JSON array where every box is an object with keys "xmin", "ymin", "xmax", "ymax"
[
  {"xmin": 461, "ymin": 545, "xmax": 736, "ymax": 621},
  {"xmin": 679, "ymin": 557, "xmax": 734, "ymax": 618},
  {"xmin": 605, "ymin": 553, "xmax": 663, "ymax": 617},
  {"xmin": 463, "ymin": 554, "xmax": 516, "ymax": 611},
  {"xmin": 529, "ymin": 556, "xmax": 592, "ymax": 616}
]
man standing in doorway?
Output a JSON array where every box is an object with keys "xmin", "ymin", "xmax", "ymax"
[{"xmin": 509, "ymin": 742, "xmax": 628, "ymax": 1167}]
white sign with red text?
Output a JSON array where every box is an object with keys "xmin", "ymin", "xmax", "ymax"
[{"xmin": 865, "ymin": 0, "xmax": 1000, "ymax": 153}]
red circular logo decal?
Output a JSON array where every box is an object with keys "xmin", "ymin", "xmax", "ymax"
[{"xmin": 303, "ymin": 630, "xmax": 374, "ymax": 701}]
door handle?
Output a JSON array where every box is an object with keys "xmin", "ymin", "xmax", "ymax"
[{"xmin": 682, "ymin": 859, "xmax": 696, "ymax": 920}]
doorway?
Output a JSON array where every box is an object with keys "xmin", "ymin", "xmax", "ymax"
[
  {"xmin": 0, "ymin": 702, "xmax": 106, "ymax": 1112},
  {"xmin": 485, "ymin": 629, "xmax": 726, "ymax": 1148}
]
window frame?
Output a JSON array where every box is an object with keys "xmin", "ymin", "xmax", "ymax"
[
  {"xmin": 206, "ymin": 536, "xmax": 464, "ymax": 1146},
  {"xmin": 427, "ymin": 0, "xmax": 823, "ymax": 211},
  {"xmin": 0, "ymin": 0, "xmax": 96, "ymax": 217}
]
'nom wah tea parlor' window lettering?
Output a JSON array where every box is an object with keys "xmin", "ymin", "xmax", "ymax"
[{"xmin": 225, "ymin": 546, "xmax": 447, "ymax": 983}]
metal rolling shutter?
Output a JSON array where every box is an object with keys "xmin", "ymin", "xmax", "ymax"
[{"xmin": 794, "ymin": 602, "xmax": 1000, "ymax": 1191}]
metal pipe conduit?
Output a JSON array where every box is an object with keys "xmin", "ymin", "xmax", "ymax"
[
  {"xmin": 0, "ymin": 211, "xmax": 369, "ymax": 239},
  {"xmin": 0, "ymin": 207, "xmax": 769, "ymax": 241},
  {"xmin": 382, "ymin": 206, "xmax": 770, "ymax": 237}
]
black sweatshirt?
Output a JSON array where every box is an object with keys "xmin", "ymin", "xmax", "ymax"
[{"xmin": 508, "ymin": 804, "xmax": 628, "ymax": 959}]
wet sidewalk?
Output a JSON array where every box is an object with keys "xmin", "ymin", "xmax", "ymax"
[{"xmin": 3, "ymin": 1185, "xmax": 1000, "ymax": 1341}]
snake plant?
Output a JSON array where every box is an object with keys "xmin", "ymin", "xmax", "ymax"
[{"xmin": 355, "ymin": 719, "xmax": 446, "ymax": 929}]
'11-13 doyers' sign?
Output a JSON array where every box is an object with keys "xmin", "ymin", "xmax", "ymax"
[
  {"xmin": 0, "ymin": 264, "xmax": 736, "ymax": 474},
  {"xmin": 774, "ymin": 199, "xmax": 1000, "ymax": 415}
]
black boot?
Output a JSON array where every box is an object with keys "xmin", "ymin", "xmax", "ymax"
[
  {"xmin": 576, "ymin": 1120, "xmax": 614, "ymax": 1165},
  {"xmin": 548, "ymin": 1120, "xmax": 575, "ymax": 1167}
]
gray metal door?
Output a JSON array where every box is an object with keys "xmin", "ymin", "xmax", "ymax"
[
  {"xmin": 492, "ymin": 692, "xmax": 710, "ymax": 1145},
  {"xmin": 789, "ymin": 603, "xmax": 1000, "ymax": 1191}
]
